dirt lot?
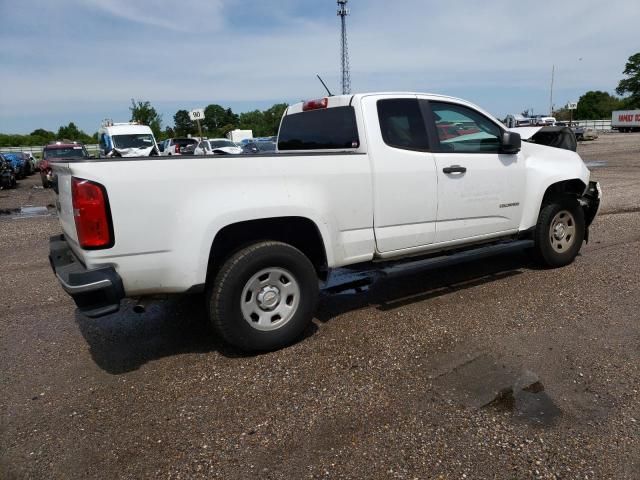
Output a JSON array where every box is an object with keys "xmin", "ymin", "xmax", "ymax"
[{"xmin": 1, "ymin": 134, "xmax": 639, "ymax": 479}]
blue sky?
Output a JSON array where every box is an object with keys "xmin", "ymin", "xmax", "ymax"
[{"xmin": 0, "ymin": 0, "xmax": 638, "ymax": 134}]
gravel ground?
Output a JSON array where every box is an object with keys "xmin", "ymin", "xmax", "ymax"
[
  {"xmin": 0, "ymin": 174, "xmax": 54, "ymax": 213},
  {"xmin": 1, "ymin": 134, "xmax": 639, "ymax": 479}
]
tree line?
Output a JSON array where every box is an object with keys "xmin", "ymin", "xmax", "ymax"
[{"xmin": 0, "ymin": 100, "xmax": 289, "ymax": 148}]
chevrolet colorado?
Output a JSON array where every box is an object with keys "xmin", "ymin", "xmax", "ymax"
[{"xmin": 49, "ymin": 93, "xmax": 601, "ymax": 351}]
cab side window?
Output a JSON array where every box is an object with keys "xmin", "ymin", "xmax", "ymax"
[
  {"xmin": 430, "ymin": 102, "xmax": 502, "ymax": 153},
  {"xmin": 377, "ymin": 99, "xmax": 429, "ymax": 151}
]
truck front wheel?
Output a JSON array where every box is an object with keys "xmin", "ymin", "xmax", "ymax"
[
  {"xmin": 533, "ymin": 197, "xmax": 585, "ymax": 268},
  {"xmin": 207, "ymin": 241, "xmax": 319, "ymax": 351}
]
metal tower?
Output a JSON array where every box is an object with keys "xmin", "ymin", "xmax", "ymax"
[{"xmin": 337, "ymin": 0, "xmax": 351, "ymax": 95}]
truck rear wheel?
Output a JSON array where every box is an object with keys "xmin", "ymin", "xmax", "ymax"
[
  {"xmin": 207, "ymin": 241, "xmax": 319, "ymax": 351},
  {"xmin": 533, "ymin": 196, "xmax": 585, "ymax": 268}
]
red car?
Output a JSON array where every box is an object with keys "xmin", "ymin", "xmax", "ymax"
[{"xmin": 40, "ymin": 142, "xmax": 90, "ymax": 188}]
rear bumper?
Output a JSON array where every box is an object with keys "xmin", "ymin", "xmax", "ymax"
[{"xmin": 49, "ymin": 235, "xmax": 124, "ymax": 317}]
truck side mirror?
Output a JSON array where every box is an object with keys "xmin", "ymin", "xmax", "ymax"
[{"xmin": 501, "ymin": 131, "xmax": 521, "ymax": 154}]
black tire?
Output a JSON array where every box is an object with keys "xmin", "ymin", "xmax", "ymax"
[
  {"xmin": 207, "ymin": 241, "xmax": 319, "ymax": 351},
  {"xmin": 533, "ymin": 196, "xmax": 585, "ymax": 268}
]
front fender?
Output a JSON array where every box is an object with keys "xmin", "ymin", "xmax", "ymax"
[{"xmin": 518, "ymin": 143, "xmax": 590, "ymax": 231}]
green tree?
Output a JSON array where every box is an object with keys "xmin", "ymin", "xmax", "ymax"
[
  {"xmin": 30, "ymin": 128, "xmax": 55, "ymax": 140},
  {"xmin": 261, "ymin": 103, "xmax": 288, "ymax": 136},
  {"xmin": 57, "ymin": 122, "xmax": 82, "ymax": 140},
  {"xmin": 576, "ymin": 91, "xmax": 624, "ymax": 119},
  {"xmin": 202, "ymin": 104, "xmax": 227, "ymax": 136},
  {"xmin": 238, "ymin": 110, "xmax": 266, "ymax": 135},
  {"xmin": 224, "ymin": 108, "xmax": 239, "ymax": 128},
  {"xmin": 129, "ymin": 98, "xmax": 162, "ymax": 137},
  {"xmin": 201, "ymin": 105, "xmax": 239, "ymax": 137},
  {"xmin": 173, "ymin": 110, "xmax": 194, "ymax": 137},
  {"xmin": 616, "ymin": 52, "xmax": 640, "ymax": 108},
  {"xmin": 553, "ymin": 107, "xmax": 571, "ymax": 121},
  {"xmin": 161, "ymin": 126, "xmax": 175, "ymax": 140}
]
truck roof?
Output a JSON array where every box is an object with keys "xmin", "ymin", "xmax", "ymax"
[
  {"xmin": 100, "ymin": 124, "xmax": 154, "ymax": 135},
  {"xmin": 285, "ymin": 92, "xmax": 502, "ymax": 126}
]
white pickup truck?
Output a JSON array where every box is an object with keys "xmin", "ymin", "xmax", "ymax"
[{"xmin": 49, "ymin": 92, "xmax": 601, "ymax": 351}]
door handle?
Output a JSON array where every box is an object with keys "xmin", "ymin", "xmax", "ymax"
[{"xmin": 442, "ymin": 165, "xmax": 467, "ymax": 174}]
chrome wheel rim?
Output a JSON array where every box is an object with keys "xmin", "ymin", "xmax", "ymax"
[
  {"xmin": 240, "ymin": 267, "xmax": 300, "ymax": 331},
  {"xmin": 549, "ymin": 210, "xmax": 576, "ymax": 253}
]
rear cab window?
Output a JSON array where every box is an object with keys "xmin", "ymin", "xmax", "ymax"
[{"xmin": 278, "ymin": 106, "xmax": 360, "ymax": 151}]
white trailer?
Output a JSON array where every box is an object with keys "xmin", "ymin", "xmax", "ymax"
[
  {"xmin": 611, "ymin": 110, "xmax": 640, "ymax": 132},
  {"xmin": 226, "ymin": 129, "xmax": 253, "ymax": 144}
]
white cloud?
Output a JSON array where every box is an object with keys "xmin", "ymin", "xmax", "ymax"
[{"xmin": 81, "ymin": 0, "xmax": 227, "ymax": 31}]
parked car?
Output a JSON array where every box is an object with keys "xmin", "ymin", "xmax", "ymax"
[
  {"xmin": 40, "ymin": 142, "xmax": 90, "ymax": 188},
  {"xmin": 0, "ymin": 153, "xmax": 17, "ymax": 189},
  {"xmin": 161, "ymin": 138, "xmax": 198, "ymax": 156},
  {"xmin": 242, "ymin": 140, "xmax": 277, "ymax": 154},
  {"xmin": 504, "ymin": 114, "xmax": 533, "ymax": 128},
  {"xmin": 26, "ymin": 152, "xmax": 37, "ymax": 173},
  {"xmin": 193, "ymin": 139, "xmax": 243, "ymax": 155},
  {"xmin": 1, "ymin": 152, "xmax": 29, "ymax": 179},
  {"xmin": 536, "ymin": 116, "xmax": 556, "ymax": 126},
  {"xmin": 48, "ymin": 91, "xmax": 601, "ymax": 352},
  {"xmin": 14, "ymin": 152, "xmax": 35, "ymax": 175},
  {"xmin": 573, "ymin": 126, "xmax": 598, "ymax": 141}
]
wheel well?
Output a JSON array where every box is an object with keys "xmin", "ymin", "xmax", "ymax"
[
  {"xmin": 207, "ymin": 217, "xmax": 328, "ymax": 282},
  {"xmin": 541, "ymin": 179, "xmax": 586, "ymax": 205}
]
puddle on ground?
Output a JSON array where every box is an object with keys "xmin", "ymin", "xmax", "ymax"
[
  {"xmin": 585, "ymin": 160, "xmax": 607, "ymax": 168},
  {"xmin": 432, "ymin": 354, "xmax": 562, "ymax": 426},
  {"xmin": 0, "ymin": 205, "xmax": 55, "ymax": 219}
]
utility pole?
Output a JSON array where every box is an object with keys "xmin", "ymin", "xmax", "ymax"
[
  {"xmin": 549, "ymin": 64, "xmax": 555, "ymax": 115},
  {"xmin": 337, "ymin": 0, "xmax": 351, "ymax": 95}
]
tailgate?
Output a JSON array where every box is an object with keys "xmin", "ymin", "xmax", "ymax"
[{"xmin": 51, "ymin": 163, "xmax": 82, "ymax": 256}]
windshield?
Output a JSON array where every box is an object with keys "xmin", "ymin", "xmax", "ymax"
[
  {"xmin": 44, "ymin": 146, "xmax": 90, "ymax": 159},
  {"xmin": 113, "ymin": 134, "xmax": 155, "ymax": 149},
  {"xmin": 210, "ymin": 140, "xmax": 237, "ymax": 148}
]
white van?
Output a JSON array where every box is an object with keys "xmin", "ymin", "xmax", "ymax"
[{"xmin": 98, "ymin": 121, "xmax": 159, "ymax": 157}]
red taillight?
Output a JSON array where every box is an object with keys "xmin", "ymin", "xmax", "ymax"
[
  {"xmin": 71, "ymin": 177, "xmax": 113, "ymax": 249},
  {"xmin": 302, "ymin": 97, "xmax": 328, "ymax": 111}
]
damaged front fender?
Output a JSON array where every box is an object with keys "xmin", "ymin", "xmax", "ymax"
[{"xmin": 581, "ymin": 181, "xmax": 601, "ymax": 227}]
